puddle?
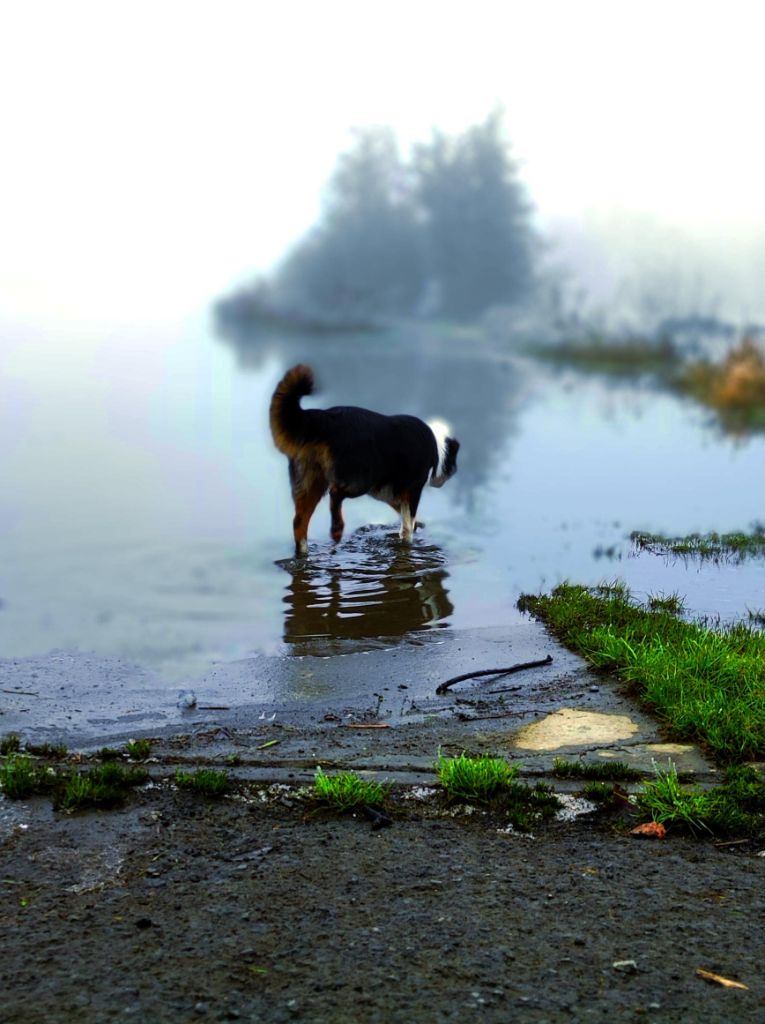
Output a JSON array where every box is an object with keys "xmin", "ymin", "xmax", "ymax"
[
  {"xmin": 643, "ymin": 743, "xmax": 697, "ymax": 756},
  {"xmin": 513, "ymin": 708, "xmax": 640, "ymax": 750},
  {"xmin": 277, "ymin": 526, "xmax": 453, "ymax": 655}
]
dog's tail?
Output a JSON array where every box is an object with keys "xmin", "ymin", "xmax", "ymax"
[{"xmin": 270, "ymin": 364, "xmax": 315, "ymax": 457}]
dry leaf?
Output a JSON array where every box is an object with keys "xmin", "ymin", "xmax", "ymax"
[
  {"xmin": 696, "ymin": 968, "xmax": 749, "ymax": 990},
  {"xmin": 630, "ymin": 821, "xmax": 667, "ymax": 838},
  {"xmin": 344, "ymin": 723, "xmax": 391, "ymax": 729}
]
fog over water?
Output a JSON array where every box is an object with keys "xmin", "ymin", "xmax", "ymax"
[{"xmin": 2, "ymin": 2, "xmax": 764, "ymax": 682}]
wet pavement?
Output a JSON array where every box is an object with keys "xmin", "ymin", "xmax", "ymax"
[{"xmin": 0, "ymin": 619, "xmax": 715, "ymax": 785}]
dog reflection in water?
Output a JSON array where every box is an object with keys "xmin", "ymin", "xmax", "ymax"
[
  {"xmin": 270, "ymin": 364, "xmax": 459, "ymax": 556},
  {"xmin": 281, "ymin": 532, "xmax": 454, "ymax": 655}
]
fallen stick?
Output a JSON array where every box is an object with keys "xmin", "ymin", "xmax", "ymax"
[
  {"xmin": 435, "ymin": 655, "xmax": 552, "ymax": 694},
  {"xmin": 361, "ymin": 804, "xmax": 392, "ymax": 829},
  {"xmin": 344, "ymin": 723, "xmax": 391, "ymax": 729}
]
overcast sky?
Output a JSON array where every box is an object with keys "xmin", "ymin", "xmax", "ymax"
[{"xmin": 2, "ymin": 0, "xmax": 763, "ymax": 325}]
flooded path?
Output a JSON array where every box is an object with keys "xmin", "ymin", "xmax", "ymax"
[{"xmin": 1, "ymin": 317, "xmax": 764, "ymax": 738}]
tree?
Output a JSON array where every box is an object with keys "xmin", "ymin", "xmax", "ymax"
[
  {"xmin": 277, "ymin": 127, "xmax": 424, "ymax": 317},
  {"xmin": 415, "ymin": 110, "xmax": 536, "ymax": 319},
  {"xmin": 271, "ymin": 112, "xmax": 537, "ymax": 322}
]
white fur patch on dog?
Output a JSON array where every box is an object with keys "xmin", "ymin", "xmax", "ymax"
[{"xmin": 427, "ymin": 418, "xmax": 452, "ymax": 486}]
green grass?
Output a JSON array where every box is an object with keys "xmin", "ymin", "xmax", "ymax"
[
  {"xmin": 639, "ymin": 760, "xmax": 765, "ymax": 838},
  {"xmin": 0, "ymin": 755, "xmax": 46, "ymax": 799},
  {"xmin": 24, "ymin": 742, "xmax": 68, "ymax": 758},
  {"xmin": 502, "ymin": 781, "xmax": 561, "ymax": 832},
  {"xmin": 435, "ymin": 752, "xmax": 560, "ymax": 831},
  {"xmin": 0, "ymin": 756, "xmax": 147, "ymax": 808},
  {"xmin": 582, "ymin": 781, "xmax": 621, "ymax": 808},
  {"xmin": 646, "ymin": 592, "xmax": 686, "ymax": 615},
  {"xmin": 126, "ymin": 739, "xmax": 152, "ymax": 760},
  {"xmin": 632, "ymin": 526, "xmax": 765, "ymax": 563},
  {"xmin": 552, "ymin": 758, "xmax": 642, "ymax": 781},
  {"xmin": 435, "ymin": 752, "xmax": 520, "ymax": 802},
  {"xmin": 96, "ymin": 747, "xmax": 121, "ymax": 761},
  {"xmin": 528, "ymin": 335, "xmax": 678, "ymax": 377},
  {"xmin": 518, "ymin": 583, "xmax": 765, "ymax": 762},
  {"xmin": 175, "ymin": 768, "xmax": 230, "ymax": 798},
  {"xmin": 313, "ymin": 768, "xmax": 388, "ymax": 811},
  {"xmin": 0, "ymin": 734, "xmax": 22, "ymax": 755},
  {"xmin": 57, "ymin": 764, "xmax": 149, "ymax": 811}
]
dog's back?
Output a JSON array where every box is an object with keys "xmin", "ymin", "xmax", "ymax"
[{"xmin": 270, "ymin": 364, "xmax": 459, "ymax": 555}]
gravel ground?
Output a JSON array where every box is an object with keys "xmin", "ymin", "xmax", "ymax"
[{"xmin": 2, "ymin": 762, "xmax": 764, "ymax": 1024}]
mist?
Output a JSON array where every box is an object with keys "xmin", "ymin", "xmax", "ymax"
[{"xmin": 2, "ymin": 1, "xmax": 764, "ymax": 327}]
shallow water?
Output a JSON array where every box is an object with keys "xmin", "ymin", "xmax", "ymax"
[{"xmin": 1, "ymin": 315, "xmax": 763, "ymax": 680}]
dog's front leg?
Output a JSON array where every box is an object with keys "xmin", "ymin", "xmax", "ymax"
[
  {"xmin": 329, "ymin": 487, "xmax": 345, "ymax": 544},
  {"xmin": 399, "ymin": 503, "xmax": 415, "ymax": 543}
]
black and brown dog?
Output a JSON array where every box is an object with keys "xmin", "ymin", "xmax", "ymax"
[{"xmin": 270, "ymin": 364, "xmax": 459, "ymax": 556}]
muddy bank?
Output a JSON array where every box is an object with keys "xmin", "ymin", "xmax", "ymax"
[
  {"xmin": 0, "ymin": 623, "xmax": 713, "ymax": 784},
  {"xmin": 2, "ymin": 777, "xmax": 764, "ymax": 1024},
  {"xmin": 1, "ymin": 625, "xmax": 568, "ymax": 745},
  {"xmin": 3, "ymin": 624, "xmax": 753, "ymax": 1023}
]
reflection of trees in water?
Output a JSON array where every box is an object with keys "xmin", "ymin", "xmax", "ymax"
[
  {"xmin": 278, "ymin": 526, "xmax": 453, "ymax": 656},
  {"xmin": 218, "ymin": 324, "xmax": 525, "ymax": 507}
]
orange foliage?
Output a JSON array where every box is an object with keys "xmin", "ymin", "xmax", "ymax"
[{"xmin": 710, "ymin": 336, "xmax": 765, "ymax": 409}]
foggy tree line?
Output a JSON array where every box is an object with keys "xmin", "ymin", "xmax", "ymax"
[{"xmin": 259, "ymin": 111, "xmax": 537, "ymax": 323}]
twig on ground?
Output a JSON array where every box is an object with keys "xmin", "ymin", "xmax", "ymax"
[
  {"xmin": 361, "ymin": 804, "xmax": 392, "ymax": 829},
  {"xmin": 435, "ymin": 655, "xmax": 552, "ymax": 694}
]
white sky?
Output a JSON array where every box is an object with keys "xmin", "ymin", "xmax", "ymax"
[{"xmin": 1, "ymin": 0, "xmax": 764, "ymax": 325}]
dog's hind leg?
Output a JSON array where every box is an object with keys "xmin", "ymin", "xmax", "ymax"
[
  {"xmin": 329, "ymin": 487, "xmax": 345, "ymax": 544},
  {"xmin": 291, "ymin": 466, "xmax": 327, "ymax": 557}
]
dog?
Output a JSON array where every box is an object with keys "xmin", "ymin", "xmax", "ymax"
[{"xmin": 270, "ymin": 364, "xmax": 459, "ymax": 556}]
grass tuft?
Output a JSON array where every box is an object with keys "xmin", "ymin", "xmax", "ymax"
[
  {"xmin": 25, "ymin": 742, "xmax": 68, "ymax": 758},
  {"xmin": 96, "ymin": 747, "xmax": 122, "ymax": 761},
  {"xmin": 632, "ymin": 525, "xmax": 765, "ymax": 563},
  {"xmin": 639, "ymin": 760, "xmax": 713, "ymax": 835},
  {"xmin": 126, "ymin": 739, "xmax": 152, "ymax": 761},
  {"xmin": 175, "ymin": 768, "xmax": 230, "ymax": 798},
  {"xmin": 582, "ymin": 781, "xmax": 621, "ymax": 808},
  {"xmin": 0, "ymin": 755, "xmax": 43, "ymax": 799},
  {"xmin": 313, "ymin": 768, "xmax": 388, "ymax": 811},
  {"xmin": 56, "ymin": 763, "xmax": 149, "ymax": 812},
  {"xmin": 0, "ymin": 734, "xmax": 22, "ymax": 755},
  {"xmin": 435, "ymin": 752, "xmax": 520, "ymax": 802},
  {"xmin": 435, "ymin": 752, "xmax": 560, "ymax": 831},
  {"xmin": 552, "ymin": 758, "xmax": 642, "ymax": 781},
  {"xmin": 646, "ymin": 592, "xmax": 686, "ymax": 615},
  {"xmin": 1, "ymin": 753, "xmax": 147, "ymax": 809}
]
